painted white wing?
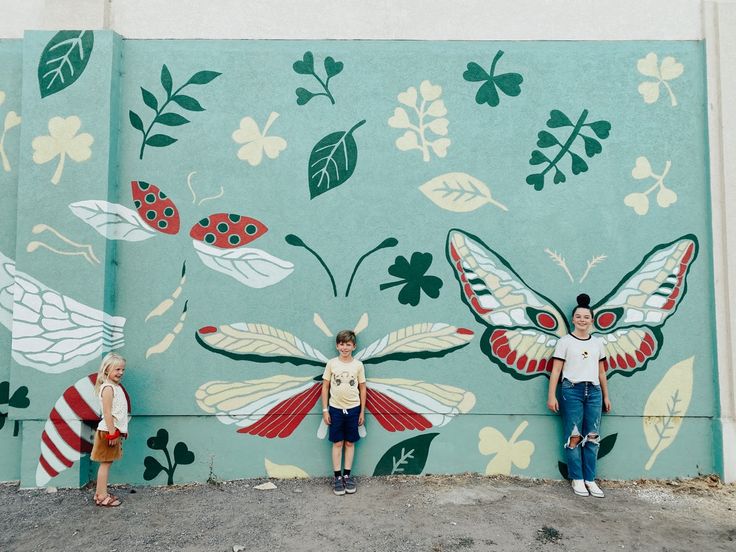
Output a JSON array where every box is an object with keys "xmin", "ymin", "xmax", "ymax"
[
  {"xmin": 69, "ymin": 200, "xmax": 156, "ymax": 242},
  {"xmin": 192, "ymin": 240, "xmax": 294, "ymax": 288},
  {"xmin": 0, "ymin": 250, "xmax": 15, "ymax": 330},
  {"xmin": 354, "ymin": 322, "xmax": 474, "ymax": 363},
  {"xmin": 10, "ymin": 262, "xmax": 125, "ymax": 373}
]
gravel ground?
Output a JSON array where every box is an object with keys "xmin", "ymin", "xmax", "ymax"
[{"xmin": 1, "ymin": 475, "xmax": 735, "ymax": 552}]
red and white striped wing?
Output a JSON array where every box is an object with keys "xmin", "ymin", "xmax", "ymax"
[
  {"xmin": 36, "ymin": 373, "xmax": 130, "ymax": 486},
  {"xmin": 195, "ymin": 375, "xmax": 321, "ymax": 439},
  {"xmin": 366, "ymin": 378, "xmax": 476, "ymax": 432}
]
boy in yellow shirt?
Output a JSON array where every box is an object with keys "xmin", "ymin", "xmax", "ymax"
[{"xmin": 321, "ymin": 330, "xmax": 366, "ymax": 495}]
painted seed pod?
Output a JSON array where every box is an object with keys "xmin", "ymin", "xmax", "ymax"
[
  {"xmin": 131, "ymin": 180, "xmax": 181, "ymax": 235},
  {"xmin": 189, "ymin": 213, "xmax": 268, "ymax": 249}
]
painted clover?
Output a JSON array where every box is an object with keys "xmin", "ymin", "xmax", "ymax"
[
  {"xmin": 478, "ymin": 421, "xmax": 534, "ymax": 476},
  {"xmin": 389, "ymin": 80, "xmax": 450, "ymax": 162},
  {"xmin": 32, "ymin": 116, "xmax": 93, "ymax": 185},
  {"xmin": 0, "ymin": 381, "xmax": 30, "ymax": 437},
  {"xmin": 232, "ymin": 112, "xmax": 287, "ymax": 166},
  {"xmin": 0, "ymin": 90, "xmax": 21, "ymax": 172},
  {"xmin": 637, "ymin": 53, "xmax": 684, "ymax": 107},
  {"xmin": 463, "ymin": 50, "xmax": 523, "ymax": 107},
  {"xmin": 624, "ymin": 156, "xmax": 676, "ymax": 216},
  {"xmin": 380, "ymin": 252, "xmax": 443, "ymax": 306},
  {"xmin": 293, "ymin": 51, "xmax": 344, "ymax": 105}
]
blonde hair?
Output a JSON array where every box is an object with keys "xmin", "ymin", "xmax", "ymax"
[{"xmin": 94, "ymin": 352, "xmax": 126, "ymax": 392}]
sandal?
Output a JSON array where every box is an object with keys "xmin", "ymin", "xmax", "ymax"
[
  {"xmin": 94, "ymin": 493, "xmax": 119, "ymax": 502},
  {"xmin": 95, "ymin": 494, "xmax": 121, "ymax": 507}
]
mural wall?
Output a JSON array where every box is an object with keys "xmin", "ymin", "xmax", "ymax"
[{"xmin": 0, "ymin": 32, "xmax": 718, "ymax": 487}]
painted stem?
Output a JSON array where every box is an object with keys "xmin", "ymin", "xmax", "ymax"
[
  {"xmin": 540, "ymin": 110, "xmax": 589, "ymax": 178},
  {"xmin": 51, "ymin": 153, "xmax": 65, "ymax": 185},
  {"xmin": 285, "ymin": 234, "xmax": 337, "ymax": 296},
  {"xmin": 163, "ymin": 447, "xmax": 175, "ymax": 485},
  {"xmin": 311, "ymin": 72, "xmax": 335, "ymax": 105},
  {"xmin": 345, "ymin": 238, "xmax": 398, "ymax": 297}
]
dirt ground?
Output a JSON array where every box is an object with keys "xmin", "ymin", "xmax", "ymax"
[{"xmin": 1, "ymin": 474, "xmax": 735, "ymax": 552}]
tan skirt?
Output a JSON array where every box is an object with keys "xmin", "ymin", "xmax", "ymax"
[{"xmin": 90, "ymin": 430, "xmax": 123, "ymax": 463}]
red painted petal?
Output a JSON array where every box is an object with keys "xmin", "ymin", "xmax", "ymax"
[{"xmin": 131, "ymin": 180, "xmax": 180, "ymax": 235}]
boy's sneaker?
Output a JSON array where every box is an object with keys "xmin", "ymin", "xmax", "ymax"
[
  {"xmin": 571, "ymin": 479, "xmax": 589, "ymax": 497},
  {"xmin": 333, "ymin": 476, "xmax": 345, "ymax": 496},
  {"xmin": 344, "ymin": 475, "xmax": 356, "ymax": 494},
  {"xmin": 585, "ymin": 480, "xmax": 605, "ymax": 498}
]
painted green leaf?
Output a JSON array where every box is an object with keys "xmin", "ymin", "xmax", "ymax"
[
  {"xmin": 129, "ymin": 110, "xmax": 144, "ymax": 132},
  {"xmin": 0, "ymin": 381, "xmax": 8, "ymax": 404},
  {"xmin": 588, "ymin": 120, "xmax": 611, "ymax": 139},
  {"xmin": 529, "ymin": 150, "xmax": 548, "ymax": 165},
  {"xmin": 475, "ymin": 82, "xmax": 499, "ymax": 107},
  {"xmin": 373, "ymin": 433, "xmax": 439, "ymax": 476},
  {"xmin": 581, "ymin": 135, "xmax": 602, "ymax": 157},
  {"xmin": 147, "ymin": 428, "xmax": 169, "ymax": 450},
  {"xmin": 324, "ymin": 56, "xmax": 344, "ymax": 78},
  {"xmin": 187, "ymin": 70, "xmax": 222, "ymax": 85},
  {"xmin": 160, "ymin": 64, "xmax": 173, "ymax": 97},
  {"xmin": 173, "ymin": 442, "xmax": 195, "ymax": 465},
  {"xmin": 295, "ymin": 87, "xmax": 315, "ymax": 105},
  {"xmin": 308, "ymin": 120, "xmax": 366, "ymax": 199},
  {"xmin": 156, "ymin": 113, "xmax": 190, "ymax": 126},
  {"xmin": 463, "ymin": 50, "xmax": 523, "ymax": 108},
  {"xmin": 570, "ymin": 152, "xmax": 588, "ymax": 174},
  {"xmin": 8, "ymin": 386, "xmax": 29, "ymax": 409},
  {"xmin": 536, "ymin": 131, "xmax": 558, "ymax": 148},
  {"xmin": 171, "ymin": 94, "xmax": 204, "ymax": 111},
  {"xmin": 462, "ymin": 62, "xmax": 488, "ymax": 82},
  {"xmin": 547, "ymin": 110, "xmax": 572, "ymax": 128},
  {"xmin": 141, "ymin": 87, "xmax": 158, "ymax": 111},
  {"xmin": 38, "ymin": 31, "xmax": 94, "ymax": 98},
  {"xmin": 292, "ymin": 51, "xmax": 315, "ymax": 75},
  {"xmin": 146, "ymin": 134, "xmax": 177, "ymax": 147},
  {"xmin": 143, "ymin": 456, "xmax": 166, "ymax": 480},
  {"xmin": 380, "ymin": 252, "xmax": 443, "ymax": 307},
  {"xmin": 494, "ymin": 72, "xmax": 523, "ymax": 97}
]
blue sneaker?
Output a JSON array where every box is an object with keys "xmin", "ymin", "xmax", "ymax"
[
  {"xmin": 344, "ymin": 475, "xmax": 356, "ymax": 494},
  {"xmin": 333, "ymin": 476, "xmax": 345, "ymax": 496}
]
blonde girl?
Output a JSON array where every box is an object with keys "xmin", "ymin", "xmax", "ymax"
[{"xmin": 91, "ymin": 352, "xmax": 129, "ymax": 507}]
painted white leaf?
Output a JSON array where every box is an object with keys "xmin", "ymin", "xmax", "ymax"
[
  {"xmin": 638, "ymin": 81, "xmax": 660, "ymax": 104},
  {"xmin": 660, "ymin": 56, "xmax": 684, "ymax": 81},
  {"xmin": 355, "ymin": 323, "xmax": 474, "ymax": 362},
  {"xmin": 637, "ymin": 53, "xmax": 660, "ymax": 78},
  {"xmin": 478, "ymin": 421, "xmax": 535, "ymax": 475},
  {"xmin": 265, "ymin": 458, "xmax": 309, "ymax": 479},
  {"xmin": 419, "ymin": 172, "xmax": 508, "ymax": 213},
  {"xmin": 69, "ymin": 200, "xmax": 156, "ymax": 242},
  {"xmin": 643, "ymin": 356, "xmax": 694, "ymax": 470},
  {"xmin": 193, "ymin": 240, "xmax": 294, "ymax": 288}
]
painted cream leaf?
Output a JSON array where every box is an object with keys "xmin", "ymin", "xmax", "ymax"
[
  {"xmin": 643, "ymin": 356, "xmax": 694, "ymax": 470},
  {"xmin": 419, "ymin": 173, "xmax": 508, "ymax": 213},
  {"xmin": 478, "ymin": 421, "xmax": 535, "ymax": 476},
  {"xmin": 69, "ymin": 200, "xmax": 156, "ymax": 242},
  {"xmin": 265, "ymin": 458, "xmax": 309, "ymax": 479}
]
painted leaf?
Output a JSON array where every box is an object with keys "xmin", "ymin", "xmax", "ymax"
[
  {"xmin": 192, "ymin": 240, "xmax": 294, "ymax": 288},
  {"xmin": 265, "ymin": 458, "xmax": 309, "ymax": 479},
  {"xmin": 173, "ymin": 442, "xmax": 195, "ymax": 465},
  {"xmin": 195, "ymin": 322, "xmax": 327, "ymax": 365},
  {"xmin": 69, "ymin": 200, "xmax": 157, "ymax": 242},
  {"xmin": 643, "ymin": 356, "xmax": 694, "ymax": 470},
  {"xmin": 355, "ymin": 323, "xmax": 474, "ymax": 363},
  {"xmin": 147, "ymin": 428, "xmax": 169, "ymax": 450},
  {"xmin": 38, "ymin": 31, "xmax": 94, "ymax": 98},
  {"xmin": 373, "ymin": 433, "xmax": 439, "ymax": 476},
  {"xmin": 478, "ymin": 421, "xmax": 535, "ymax": 475},
  {"xmin": 419, "ymin": 173, "xmax": 508, "ymax": 213},
  {"xmin": 143, "ymin": 456, "xmax": 166, "ymax": 480},
  {"xmin": 308, "ymin": 120, "xmax": 366, "ymax": 199}
]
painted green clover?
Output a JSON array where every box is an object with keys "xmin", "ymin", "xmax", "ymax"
[
  {"xmin": 0, "ymin": 381, "xmax": 30, "ymax": 437},
  {"xmin": 32, "ymin": 116, "xmax": 93, "ymax": 185},
  {"xmin": 463, "ymin": 50, "xmax": 523, "ymax": 107},
  {"xmin": 293, "ymin": 51, "xmax": 343, "ymax": 105},
  {"xmin": 130, "ymin": 64, "xmax": 221, "ymax": 159},
  {"xmin": 624, "ymin": 156, "xmax": 676, "ymax": 215},
  {"xmin": 380, "ymin": 252, "xmax": 443, "ymax": 306},
  {"xmin": 0, "ymin": 90, "xmax": 22, "ymax": 172},
  {"xmin": 637, "ymin": 53, "xmax": 684, "ymax": 107},
  {"xmin": 143, "ymin": 428, "xmax": 195, "ymax": 485},
  {"xmin": 526, "ymin": 109, "xmax": 611, "ymax": 191}
]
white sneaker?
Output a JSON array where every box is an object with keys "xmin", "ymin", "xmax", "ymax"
[
  {"xmin": 571, "ymin": 479, "xmax": 589, "ymax": 496},
  {"xmin": 585, "ymin": 480, "xmax": 605, "ymax": 498}
]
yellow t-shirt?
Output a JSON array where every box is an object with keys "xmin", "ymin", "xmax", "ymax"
[{"xmin": 323, "ymin": 357, "xmax": 366, "ymax": 409}]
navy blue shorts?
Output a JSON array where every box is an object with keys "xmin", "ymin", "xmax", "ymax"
[{"xmin": 328, "ymin": 405, "xmax": 361, "ymax": 443}]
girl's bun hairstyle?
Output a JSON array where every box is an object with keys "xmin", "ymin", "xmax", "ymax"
[{"xmin": 576, "ymin": 293, "xmax": 591, "ymax": 308}]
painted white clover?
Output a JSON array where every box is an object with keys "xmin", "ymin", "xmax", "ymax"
[
  {"xmin": 0, "ymin": 90, "xmax": 21, "ymax": 173},
  {"xmin": 389, "ymin": 79, "xmax": 450, "ymax": 162},
  {"xmin": 624, "ymin": 156, "xmax": 676, "ymax": 216},
  {"xmin": 32, "ymin": 116, "xmax": 93, "ymax": 185},
  {"xmin": 478, "ymin": 421, "xmax": 534, "ymax": 476},
  {"xmin": 232, "ymin": 111, "xmax": 287, "ymax": 166},
  {"xmin": 637, "ymin": 53, "xmax": 684, "ymax": 107}
]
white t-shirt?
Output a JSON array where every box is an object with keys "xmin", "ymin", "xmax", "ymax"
[
  {"xmin": 322, "ymin": 357, "xmax": 366, "ymax": 409},
  {"xmin": 97, "ymin": 382, "xmax": 129, "ymax": 434},
  {"xmin": 552, "ymin": 334, "xmax": 606, "ymax": 384}
]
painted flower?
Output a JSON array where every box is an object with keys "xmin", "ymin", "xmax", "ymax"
[
  {"xmin": 32, "ymin": 116, "xmax": 93, "ymax": 185},
  {"xmin": 478, "ymin": 421, "xmax": 534, "ymax": 476},
  {"xmin": 380, "ymin": 252, "xmax": 443, "ymax": 306},
  {"xmin": 232, "ymin": 112, "xmax": 287, "ymax": 166}
]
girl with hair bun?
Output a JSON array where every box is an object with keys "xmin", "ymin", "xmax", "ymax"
[{"xmin": 547, "ymin": 293, "xmax": 612, "ymax": 498}]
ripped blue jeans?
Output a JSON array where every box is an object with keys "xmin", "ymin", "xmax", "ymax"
[{"xmin": 561, "ymin": 379, "xmax": 602, "ymax": 481}]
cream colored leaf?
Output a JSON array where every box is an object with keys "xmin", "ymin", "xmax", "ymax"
[
  {"xmin": 397, "ymin": 86, "xmax": 417, "ymax": 107},
  {"xmin": 396, "ymin": 130, "xmax": 419, "ymax": 151},
  {"xmin": 354, "ymin": 322, "xmax": 473, "ymax": 362},
  {"xmin": 624, "ymin": 192, "xmax": 650, "ymax": 215},
  {"xmin": 388, "ymin": 107, "xmax": 411, "ymax": 129},
  {"xmin": 643, "ymin": 356, "xmax": 694, "ymax": 470},
  {"xmin": 419, "ymin": 172, "xmax": 507, "ymax": 213},
  {"xmin": 419, "ymin": 80, "xmax": 442, "ymax": 102},
  {"xmin": 4, "ymin": 111, "xmax": 21, "ymax": 131},
  {"xmin": 637, "ymin": 53, "xmax": 660, "ymax": 78},
  {"xmin": 656, "ymin": 187, "xmax": 678, "ymax": 208},
  {"xmin": 632, "ymin": 156, "xmax": 652, "ymax": 179},
  {"xmin": 426, "ymin": 100, "xmax": 447, "ymax": 118},
  {"xmin": 232, "ymin": 117, "xmax": 261, "ymax": 143},
  {"xmin": 638, "ymin": 81, "xmax": 660, "ymax": 104},
  {"xmin": 660, "ymin": 56, "xmax": 684, "ymax": 81},
  {"xmin": 237, "ymin": 140, "xmax": 263, "ymax": 166},
  {"xmin": 431, "ymin": 138, "xmax": 451, "ymax": 158},
  {"xmin": 478, "ymin": 426, "xmax": 507, "ymax": 456},
  {"xmin": 262, "ymin": 136, "xmax": 287, "ymax": 159},
  {"xmin": 0, "ymin": 90, "xmax": 5, "ymax": 105},
  {"xmin": 265, "ymin": 458, "xmax": 309, "ymax": 479},
  {"xmin": 479, "ymin": 421, "xmax": 534, "ymax": 475},
  {"xmin": 426, "ymin": 117, "xmax": 449, "ymax": 136}
]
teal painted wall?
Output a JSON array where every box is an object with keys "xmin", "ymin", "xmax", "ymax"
[{"xmin": 0, "ymin": 32, "xmax": 718, "ymax": 487}]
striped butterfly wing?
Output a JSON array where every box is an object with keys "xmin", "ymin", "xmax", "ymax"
[
  {"xmin": 446, "ymin": 229, "xmax": 567, "ymax": 379},
  {"xmin": 592, "ymin": 235, "xmax": 699, "ymax": 376},
  {"xmin": 195, "ymin": 375, "xmax": 322, "ymax": 438}
]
